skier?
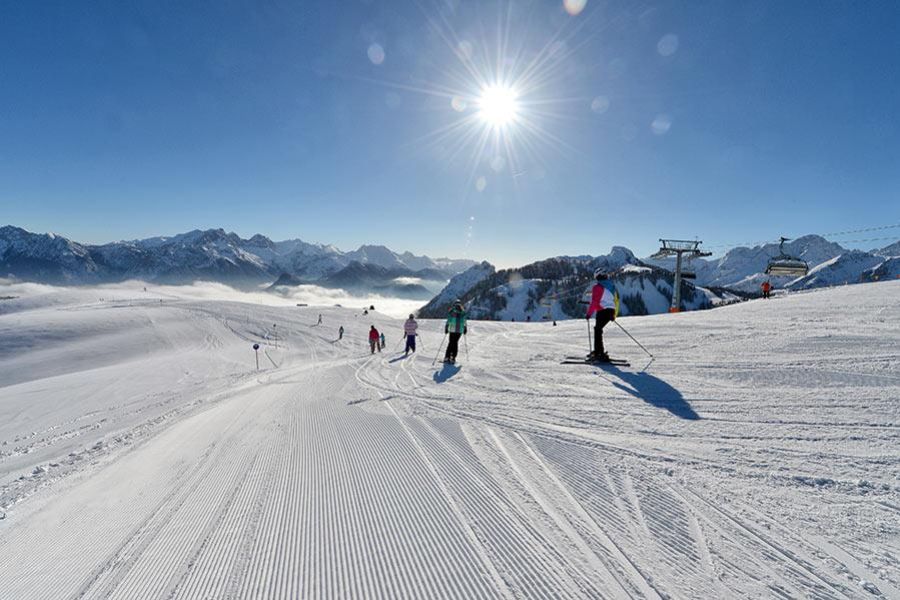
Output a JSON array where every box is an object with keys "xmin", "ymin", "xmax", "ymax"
[
  {"xmin": 338, "ymin": 325, "xmax": 344, "ymax": 340},
  {"xmin": 761, "ymin": 280, "xmax": 772, "ymax": 299},
  {"xmin": 379, "ymin": 332, "xmax": 386, "ymax": 350},
  {"xmin": 318, "ymin": 314, "xmax": 323, "ymax": 325},
  {"xmin": 586, "ymin": 268, "xmax": 619, "ymax": 362},
  {"xmin": 403, "ymin": 314, "xmax": 418, "ymax": 356},
  {"xmin": 369, "ymin": 326, "xmax": 380, "ymax": 354},
  {"xmin": 443, "ymin": 300, "xmax": 467, "ymax": 364}
]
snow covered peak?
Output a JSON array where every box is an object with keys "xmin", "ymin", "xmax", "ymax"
[
  {"xmin": 419, "ymin": 261, "xmax": 496, "ymax": 317},
  {"xmin": 875, "ymin": 240, "xmax": 900, "ymax": 257},
  {"xmin": 347, "ymin": 244, "xmax": 406, "ymax": 269}
]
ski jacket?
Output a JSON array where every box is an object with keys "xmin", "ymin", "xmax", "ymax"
[
  {"xmin": 587, "ymin": 280, "xmax": 619, "ymax": 318},
  {"xmin": 369, "ymin": 328, "xmax": 379, "ymax": 341},
  {"xmin": 404, "ymin": 318, "xmax": 418, "ymax": 336},
  {"xmin": 445, "ymin": 309, "xmax": 468, "ymax": 334},
  {"xmin": 761, "ymin": 282, "xmax": 772, "ymax": 292}
]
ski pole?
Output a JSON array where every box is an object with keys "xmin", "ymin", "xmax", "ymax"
[
  {"xmin": 416, "ymin": 333, "xmax": 424, "ymax": 351},
  {"xmin": 614, "ymin": 320, "xmax": 653, "ymax": 358},
  {"xmin": 432, "ymin": 333, "xmax": 447, "ymax": 366},
  {"xmin": 393, "ymin": 335, "xmax": 403, "ymax": 352},
  {"xmin": 464, "ymin": 334, "xmax": 469, "ymax": 360}
]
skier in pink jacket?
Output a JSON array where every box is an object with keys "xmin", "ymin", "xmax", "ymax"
[{"xmin": 586, "ymin": 268, "xmax": 618, "ymax": 362}]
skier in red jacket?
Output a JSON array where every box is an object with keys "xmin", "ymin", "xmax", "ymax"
[{"xmin": 368, "ymin": 326, "xmax": 381, "ymax": 354}]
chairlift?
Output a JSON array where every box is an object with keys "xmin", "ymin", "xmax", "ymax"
[
  {"xmin": 765, "ymin": 237, "xmax": 809, "ymax": 276},
  {"xmin": 681, "ymin": 254, "xmax": 697, "ymax": 280}
]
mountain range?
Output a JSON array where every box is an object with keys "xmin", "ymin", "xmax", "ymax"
[
  {"xmin": 643, "ymin": 234, "xmax": 900, "ymax": 292},
  {"xmin": 3, "ymin": 225, "xmax": 896, "ymax": 317},
  {"xmin": 419, "ymin": 235, "xmax": 899, "ymax": 320},
  {"xmin": 0, "ymin": 225, "xmax": 476, "ymax": 298}
]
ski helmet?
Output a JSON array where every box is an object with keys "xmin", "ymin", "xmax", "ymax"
[{"xmin": 593, "ymin": 267, "xmax": 608, "ymax": 280}]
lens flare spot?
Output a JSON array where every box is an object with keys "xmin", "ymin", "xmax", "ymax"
[
  {"xmin": 367, "ymin": 43, "xmax": 385, "ymax": 65},
  {"xmin": 651, "ymin": 114, "xmax": 672, "ymax": 135},
  {"xmin": 657, "ymin": 33, "xmax": 679, "ymax": 56},
  {"xmin": 451, "ymin": 96, "xmax": 467, "ymax": 112},
  {"xmin": 563, "ymin": 0, "xmax": 588, "ymax": 16},
  {"xmin": 475, "ymin": 176, "xmax": 487, "ymax": 192},
  {"xmin": 590, "ymin": 96, "xmax": 610, "ymax": 114},
  {"xmin": 478, "ymin": 85, "xmax": 519, "ymax": 128},
  {"xmin": 490, "ymin": 155, "xmax": 506, "ymax": 172}
]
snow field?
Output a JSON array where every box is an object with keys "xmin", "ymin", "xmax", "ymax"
[{"xmin": 0, "ymin": 281, "xmax": 898, "ymax": 598}]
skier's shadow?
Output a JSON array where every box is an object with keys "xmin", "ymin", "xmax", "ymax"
[
  {"xmin": 389, "ymin": 354, "xmax": 409, "ymax": 364},
  {"xmin": 433, "ymin": 364, "xmax": 461, "ymax": 383},
  {"xmin": 603, "ymin": 367, "xmax": 700, "ymax": 420}
]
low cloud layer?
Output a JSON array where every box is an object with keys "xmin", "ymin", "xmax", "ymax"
[{"xmin": 0, "ymin": 279, "xmax": 426, "ymax": 319}]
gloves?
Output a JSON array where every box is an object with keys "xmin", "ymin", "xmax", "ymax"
[
  {"xmin": 444, "ymin": 326, "xmax": 448, "ymax": 334},
  {"xmin": 463, "ymin": 327, "xmax": 467, "ymax": 335}
]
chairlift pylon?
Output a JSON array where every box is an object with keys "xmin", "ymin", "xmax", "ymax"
[{"xmin": 765, "ymin": 237, "xmax": 809, "ymax": 277}]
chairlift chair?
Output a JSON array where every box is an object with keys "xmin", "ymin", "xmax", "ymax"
[
  {"xmin": 765, "ymin": 237, "xmax": 809, "ymax": 277},
  {"xmin": 681, "ymin": 254, "xmax": 697, "ymax": 280}
]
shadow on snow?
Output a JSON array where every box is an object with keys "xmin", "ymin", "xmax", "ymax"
[
  {"xmin": 602, "ymin": 366, "xmax": 700, "ymax": 420},
  {"xmin": 433, "ymin": 364, "xmax": 461, "ymax": 383}
]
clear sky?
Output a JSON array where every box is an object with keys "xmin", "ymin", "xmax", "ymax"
[{"xmin": 2, "ymin": 0, "xmax": 899, "ymax": 267}]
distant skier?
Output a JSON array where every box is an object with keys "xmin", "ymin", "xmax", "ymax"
[
  {"xmin": 339, "ymin": 325, "xmax": 344, "ymax": 340},
  {"xmin": 761, "ymin": 280, "xmax": 772, "ymax": 299},
  {"xmin": 379, "ymin": 332, "xmax": 386, "ymax": 350},
  {"xmin": 403, "ymin": 314, "xmax": 418, "ymax": 356},
  {"xmin": 318, "ymin": 314, "xmax": 323, "ymax": 325},
  {"xmin": 443, "ymin": 300, "xmax": 467, "ymax": 364},
  {"xmin": 369, "ymin": 326, "xmax": 380, "ymax": 354},
  {"xmin": 586, "ymin": 268, "xmax": 619, "ymax": 362}
]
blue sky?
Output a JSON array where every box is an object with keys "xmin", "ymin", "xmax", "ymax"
[{"xmin": 2, "ymin": 0, "xmax": 898, "ymax": 267}]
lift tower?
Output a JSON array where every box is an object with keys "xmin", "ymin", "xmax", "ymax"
[{"xmin": 652, "ymin": 239, "xmax": 712, "ymax": 312}]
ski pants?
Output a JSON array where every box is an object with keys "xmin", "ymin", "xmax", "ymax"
[
  {"xmin": 445, "ymin": 332, "xmax": 462, "ymax": 361},
  {"xmin": 594, "ymin": 308, "xmax": 615, "ymax": 356},
  {"xmin": 370, "ymin": 339, "xmax": 379, "ymax": 353},
  {"xmin": 405, "ymin": 334, "xmax": 416, "ymax": 354}
]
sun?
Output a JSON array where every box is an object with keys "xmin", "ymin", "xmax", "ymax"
[{"xmin": 477, "ymin": 85, "xmax": 519, "ymax": 128}]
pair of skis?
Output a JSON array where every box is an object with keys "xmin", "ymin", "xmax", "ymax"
[{"xmin": 560, "ymin": 355, "xmax": 630, "ymax": 367}]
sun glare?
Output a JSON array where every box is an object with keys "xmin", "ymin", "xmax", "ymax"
[{"xmin": 478, "ymin": 85, "xmax": 519, "ymax": 128}]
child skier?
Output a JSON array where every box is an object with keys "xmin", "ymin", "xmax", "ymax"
[
  {"xmin": 586, "ymin": 269, "xmax": 619, "ymax": 362},
  {"xmin": 761, "ymin": 280, "xmax": 772, "ymax": 299},
  {"xmin": 403, "ymin": 314, "xmax": 418, "ymax": 356},
  {"xmin": 443, "ymin": 300, "xmax": 467, "ymax": 364},
  {"xmin": 338, "ymin": 326, "xmax": 344, "ymax": 340},
  {"xmin": 379, "ymin": 332, "xmax": 386, "ymax": 350}
]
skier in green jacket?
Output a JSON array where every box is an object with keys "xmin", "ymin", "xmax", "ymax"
[{"xmin": 443, "ymin": 300, "xmax": 467, "ymax": 364}]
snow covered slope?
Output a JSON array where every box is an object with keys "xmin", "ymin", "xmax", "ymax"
[{"xmin": 1, "ymin": 281, "xmax": 898, "ymax": 598}]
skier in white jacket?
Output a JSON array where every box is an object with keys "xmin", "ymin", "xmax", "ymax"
[{"xmin": 403, "ymin": 315, "xmax": 418, "ymax": 356}]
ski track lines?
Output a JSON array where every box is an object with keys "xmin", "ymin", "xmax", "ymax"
[{"xmin": 2, "ymin": 286, "xmax": 899, "ymax": 599}]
